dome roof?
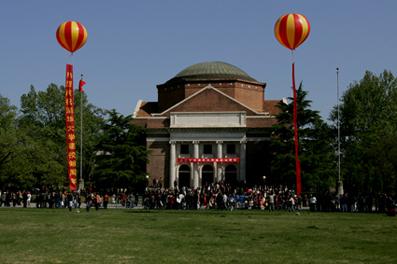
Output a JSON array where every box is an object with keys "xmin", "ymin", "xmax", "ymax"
[{"xmin": 165, "ymin": 61, "xmax": 260, "ymax": 84}]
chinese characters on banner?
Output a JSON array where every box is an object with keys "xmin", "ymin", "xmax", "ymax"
[
  {"xmin": 176, "ymin": 158, "xmax": 240, "ymax": 164},
  {"xmin": 65, "ymin": 64, "xmax": 77, "ymax": 191}
]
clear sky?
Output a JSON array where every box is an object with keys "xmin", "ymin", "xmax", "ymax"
[{"xmin": 1, "ymin": 1, "xmax": 396, "ymax": 120}]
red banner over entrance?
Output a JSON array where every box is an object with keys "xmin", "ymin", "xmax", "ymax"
[
  {"xmin": 177, "ymin": 158, "xmax": 240, "ymax": 164},
  {"xmin": 65, "ymin": 64, "xmax": 77, "ymax": 191}
]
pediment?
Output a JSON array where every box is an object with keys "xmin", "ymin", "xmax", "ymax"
[{"xmin": 157, "ymin": 86, "xmax": 258, "ymax": 116}]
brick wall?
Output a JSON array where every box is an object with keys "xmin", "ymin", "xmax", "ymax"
[
  {"xmin": 233, "ymin": 83, "xmax": 264, "ymax": 112},
  {"xmin": 170, "ymin": 88, "xmax": 256, "ymax": 114},
  {"xmin": 246, "ymin": 117, "xmax": 278, "ymax": 128},
  {"xmin": 158, "ymin": 81, "xmax": 265, "ymax": 113},
  {"xmin": 147, "ymin": 140, "xmax": 169, "ymax": 187},
  {"xmin": 157, "ymin": 85, "xmax": 185, "ymax": 111}
]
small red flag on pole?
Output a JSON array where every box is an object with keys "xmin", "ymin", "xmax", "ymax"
[
  {"xmin": 78, "ymin": 75, "xmax": 86, "ymax": 191},
  {"xmin": 79, "ymin": 78, "xmax": 86, "ymax": 93}
]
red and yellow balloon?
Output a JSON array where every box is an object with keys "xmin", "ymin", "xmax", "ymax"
[
  {"xmin": 274, "ymin": 14, "xmax": 310, "ymax": 50},
  {"xmin": 56, "ymin": 21, "xmax": 88, "ymax": 53},
  {"xmin": 274, "ymin": 13, "xmax": 310, "ymax": 196}
]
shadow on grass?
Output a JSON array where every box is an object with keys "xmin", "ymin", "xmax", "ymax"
[
  {"xmin": 121, "ymin": 209, "xmax": 293, "ymax": 217},
  {"xmin": 123, "ymin": 210, "xmax": 157, "ymax": 214}
]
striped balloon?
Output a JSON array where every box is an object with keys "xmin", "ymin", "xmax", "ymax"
[
  {"xmin": 56, "ymin": 21, "xmax": 88, "ymax": 53},
  {"xmin": 274, "ymin": 14, "xmax": 310, "ymax": 50}
]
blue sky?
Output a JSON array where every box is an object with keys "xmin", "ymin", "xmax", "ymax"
[{"xmin": 1, "ymin": 1, "xmax": 396, "ymax": 120}]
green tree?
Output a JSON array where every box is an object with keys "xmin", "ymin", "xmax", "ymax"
[
  {"xmin": 0, "ymin": 94, "xmax": 57, "ymax": 190},
  {"xmin": 271, "ymin": 84, "xmax": 335, "ymax": 193},
  {"xmin": 92, "ymin": 110, "xmax": 147, "ymax": 192},
  {"xmin": 330, "ymin": 71, "xmax": 397, "ymax": 194},
  {"xmin": 0, "ymin": 95, "xmax": 18, "ymax": 188},
  {"xmin": 18, "ymin": 85, "xmax": 69, "ymax": 188},
  {"xmin": 15, "ymin": 84, "xmax": 104, "ymax": 190}
]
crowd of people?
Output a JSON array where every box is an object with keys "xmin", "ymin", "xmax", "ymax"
[
  {"xmin": 142, "ymin": 182, "xmax": 397, "ymax": 214},
  {"xmin": 0, "ymin": 190, "xmax": 32, "ymax": 208},
  {"xmin": 143, "ymin": 183, "xmax": 301, "ymax": 211},
  {"xmin": 1, "ymin": 183, "xmax": 396, "ymax": 215},
  {"xmin": 0, "ymin": 189, "xmax": 136, "ymax": 211}
]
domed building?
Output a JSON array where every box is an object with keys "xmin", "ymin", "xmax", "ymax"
[{"xmin": 132, "ymin": 61, "xmax": 281, "ymax": 188}]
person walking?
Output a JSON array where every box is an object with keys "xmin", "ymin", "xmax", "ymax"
[
  {"xmin": 95, "ymin": 193, "xmax": 101, "ymax": 210},
  {"xmin": 67, "ymin": 192, "xmax": 73, "ymax": 212},
  {"xmin": 0, "ymin": 191, "xmax": 6, "ymax": 207},
  {"xmin": 84, "ymin": 192, "xmax": 89, "ymax": 212},
  {"xmin": 268, "ymin": 192, "xmax": 275, "ymax": 212},
  {"xmin": 27, "ymin": 192, "xmax": 32, "ymax": 207},
  {"xmin": 309, "ymin": 194, "xmax": 317, "ymax": 212},
  {"xmin": 103, "ymin": 193, "xmax": 109, "ymax": 209}
]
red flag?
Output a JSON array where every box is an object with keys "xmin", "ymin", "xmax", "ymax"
[{"xmin": 79, "ymin": 79, "xmax": 86, "ymax": 93}]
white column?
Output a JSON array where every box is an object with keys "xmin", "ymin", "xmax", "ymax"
[
  {"xmin": 193, "ymin": 141, "xmax": 199, "ymax": 188},
  {"xmin": 217, "ymin": 141, "xmax": 223, "ymax": 182},
  {"xmin": 239, "ymin": 140, "xmax": 246, "ymax": 183},
  {"xmin": 170, "ymin": 141, "xmax": 176, "ymax": 189},
  {"xmin": 190, "ymin": 163, "xmax": 195, "ymax": 188}
]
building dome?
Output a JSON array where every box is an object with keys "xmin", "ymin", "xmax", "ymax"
[{"xmin": 167, "ymin": 61, "xmax": 259, "ymax": 84}]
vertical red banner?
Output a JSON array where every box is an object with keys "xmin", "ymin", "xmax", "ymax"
[{"xmin": 65, "ymin": 64, "xmax": 77, "ymax": 191}]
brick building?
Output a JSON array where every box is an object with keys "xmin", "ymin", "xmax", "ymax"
[{"xmin": 132, "ymin": 61, "xmax": 281, "ymax": 188}]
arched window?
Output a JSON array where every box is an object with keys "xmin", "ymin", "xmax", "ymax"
[
  {"xmin": 201, "ymin": 164, "xmax": 214, "ymax": 187},
  {"xmin": 178, "ymin": 165, "xmax": 190, "ymax": 188}
]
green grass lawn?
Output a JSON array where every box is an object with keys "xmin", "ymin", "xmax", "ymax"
[{"xmin": 0, "ymin": 208, "xmax": 396, "ymax": 264}]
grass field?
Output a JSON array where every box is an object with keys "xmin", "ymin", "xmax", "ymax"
[{"xmin": 0, "ymin": 208, "xmax": 396, "ymax": 264}]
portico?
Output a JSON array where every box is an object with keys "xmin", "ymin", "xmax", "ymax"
[{"xmin": 170, "ymin": 138, "xmax": 246, "ymax": 188}]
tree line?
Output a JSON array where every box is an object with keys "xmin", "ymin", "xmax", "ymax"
[
  {"xmin": 0, "ymin": 84, "xmax": 147, "ymax": 192},
  {"xmin": 1, "ymin": 70, "xmax": 396, "ymax": 195},
  {"xmin": 270, "ymin": 70, "xmax": 397, "ymax": 196}
]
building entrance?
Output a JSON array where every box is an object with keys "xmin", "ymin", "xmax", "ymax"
[{"xmin": 225, "ymin": 165, "xmax": 237, "ymax": 186}]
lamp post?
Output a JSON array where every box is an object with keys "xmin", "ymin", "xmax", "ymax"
[
  {"xmin": 336, "ymin": 67, "xmax": 344, "ymax": 196},
  {"xmin": 78, "ymin": 74, "xmax": 84, "ymax": 192}
]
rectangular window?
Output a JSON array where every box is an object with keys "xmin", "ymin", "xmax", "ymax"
[
  {"xmin": 226, "ymin": 144, "xmax": 236, "ymax": 154},
  {"xmin": 203, "ymin": 144, "xmax": 213, "ymax": 155},
  {"xmin": 180, "ymin": 144, "xmax": 189, "ymax": 155}
]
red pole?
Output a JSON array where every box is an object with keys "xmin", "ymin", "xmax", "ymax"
[{"xmin": 292, "ymin": 62, "xmax": 301, "ymax": 195}]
